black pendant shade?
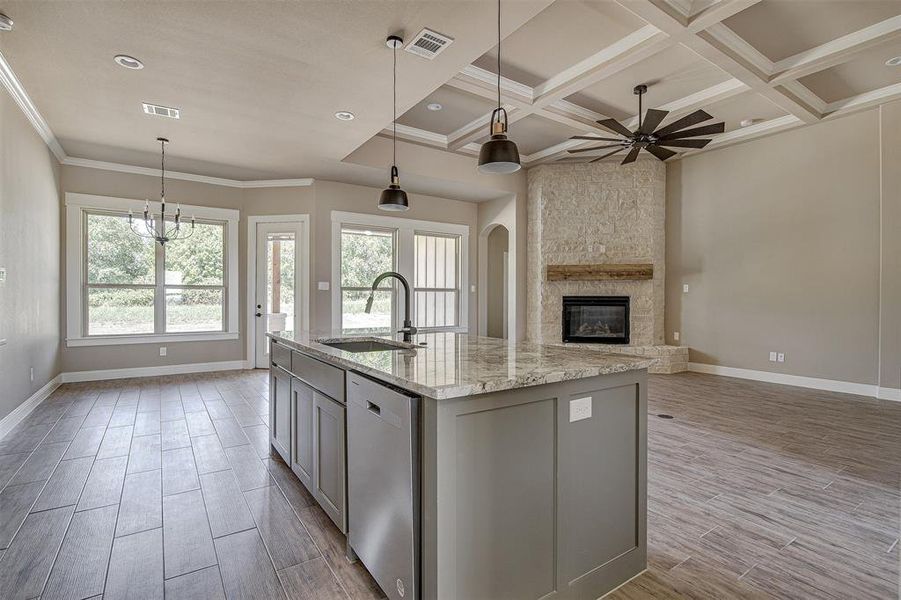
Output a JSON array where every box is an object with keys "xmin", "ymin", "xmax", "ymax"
[
  {"xmin": 379, "ymin": 165, "xmax": 409, "ymax": 211},
  {"xmin": 478, "ymin": 109, "xmax": 520, "ymax": 174},
  {"xmin": 478, "ymin": 0, "xmax": 521, "ymax": 175}
]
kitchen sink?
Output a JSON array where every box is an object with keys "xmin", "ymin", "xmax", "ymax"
[{"xmin": 318, "ymin": 338, "xmax": 416, "ymax": 353}]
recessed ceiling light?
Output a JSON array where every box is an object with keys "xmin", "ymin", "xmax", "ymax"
[
  {"xmin": 0, "ymin": 13, "xmax": 13, "ymax": 31},
  {"xmin": 427, "ymin": 103, "xmax": 443, "ymax": 111},
  {"xmin": 335, "ymin": 111, "xmax": 355, "ymax": 121},
  {"xmin": 886, "ymin": 56, "xmax": 901, "ymax": 66},
  {"xmin": 114, "ymin": 54, "xmax": 144, "ymax": 70}
]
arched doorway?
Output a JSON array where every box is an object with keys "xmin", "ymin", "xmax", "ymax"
[{"xmin": 485, "ymin": 225, "xmax": 509, "ymax": 339}]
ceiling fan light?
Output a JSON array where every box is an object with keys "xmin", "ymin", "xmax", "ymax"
[{"xmin": 478, "ymin": 134, "xmax": 521, "ymax": 174}]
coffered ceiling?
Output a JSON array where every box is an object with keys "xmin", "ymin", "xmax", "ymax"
[
  {"xmin": 0, "ymin": 0, "xmax": 899, "ymax": 185},
  {"xmin": 391, "ymin": 0, "xmax": 901, "ymax": 166}
]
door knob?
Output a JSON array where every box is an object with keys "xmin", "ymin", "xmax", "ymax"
[{"xmin": 255, "ymin": 312, "xmax": 262, "ymax": 317}]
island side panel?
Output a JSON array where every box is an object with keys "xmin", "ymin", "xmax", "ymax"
[{"xmin": 421, "ymin": 369, "xmax": 647, "ymax": 600}]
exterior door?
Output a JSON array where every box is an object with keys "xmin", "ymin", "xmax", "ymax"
[{"xmin": 254, "ymin": 221, "xmax": 303, "ymax": 367}]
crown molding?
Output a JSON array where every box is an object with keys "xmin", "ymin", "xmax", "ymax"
[
  {"xmin": 0, "ymin": 50, "xmax": 66, "ymax": 161},
  {"xmin": 61, "ymin": 157, "xmax": 314, "ymax": 188}
]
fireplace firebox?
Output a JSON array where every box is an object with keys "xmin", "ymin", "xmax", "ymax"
[{"xmin": 562, "ymin": 296, "xmax": 630, "ymax": 344}]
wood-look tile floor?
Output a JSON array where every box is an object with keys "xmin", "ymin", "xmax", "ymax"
[{"xmin": 0, "ymin": 370, "xmax": 897, "ymax": 599}]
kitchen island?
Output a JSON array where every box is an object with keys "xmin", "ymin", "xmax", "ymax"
[{"xmin": 268, "ymin": 330, "xmax": 650, "ymax": 600}]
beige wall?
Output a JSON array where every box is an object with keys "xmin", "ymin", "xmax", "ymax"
[
  {"xmin": 0, "ymin": 91, "xmax": 61, "ymax": 421},
  {"xmin": 879, "ymin": 102, "xmax": 901, "ymax": 390},
  {"xmin": 666, "ymin": 105, "xmax": 899, "ymax": 388},
  {"xmin": 59, "ymin": 166, "xmax": 478, "ymax": 373}
]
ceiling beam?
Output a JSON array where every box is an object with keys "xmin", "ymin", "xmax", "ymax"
[{"xmin": 769, "ymin": 15, "xmax": 901, "ymax": 84}]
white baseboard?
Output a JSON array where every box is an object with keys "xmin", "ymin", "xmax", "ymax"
[
  {"xmin": 878, "ymin": 386, "xmax": 901, "ymax": 401},
  {"xmin": 60, "ymin": 360, "xmax": 251, "ymax": 383},
  {"xmin": 0, "ymin": 375, "xmax": 62, "ymax": 440},
  {"xmin": 687, "ymin": 362, "xmax": 895, "ymax": 400}
]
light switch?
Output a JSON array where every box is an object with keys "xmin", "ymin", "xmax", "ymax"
[
  {"xmin": 159, "ymin": 346, "xmax": 167, "ymax": 357},
  {"xmin": 0, "ymin": 267, "xmax": 6, "ymax": 283},
  {"xmin": 682, "ymin": 284, "xmax": 689, "ymax": 293},
  {"xmin": 569, "ymin": 397, "xmax": 592, "ymax": 423},
  {"xmin": 318, "ymin": 281, "xmax": 330, "ymax": 291},
  {"xmin": 673, "ymin": 332, "xmax": 680, "ymax": 342},
  {"xmin": 470, "ymin": 284, "xmax": 476, "ymax": 293},
  {"xmin": 769, "ymin": 351, "xmax": 777, "ymax": 362}
]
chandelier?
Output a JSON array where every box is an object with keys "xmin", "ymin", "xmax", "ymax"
[{"xmin": 129, "ymin": 137, "xmax": 194, "ymax": 246}]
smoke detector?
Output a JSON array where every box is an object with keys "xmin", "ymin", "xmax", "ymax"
[
  {"xmin": 404, "ymin": 28, "xmax": 453, "ymax": 60},
  {"xmin": 142, "ymin": 103, "xmax": 180, "ymax": 119},
  {"xmin": 0, "ymin": 13, "xmax": 13, "ymax": 31}
]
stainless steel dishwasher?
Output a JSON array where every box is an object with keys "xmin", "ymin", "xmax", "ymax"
[{"xmin": 346, "ymin": 371, "xmax": 420, "ymax": 600}]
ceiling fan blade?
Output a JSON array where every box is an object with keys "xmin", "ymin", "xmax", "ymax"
[
  {"xmin": 567, "ymin": 144, "xmax": 624, "ymax": 154},
  {"xmin": 638, "ymin": 109, "xmax": 668, "ymax": 135},
  {"xmin": 660, "ymin": 122, "xmax": 725, "ymax": 140},
  {"xmin": 645, "ymin": 145, "xmax": 677, "ymax": 161},
  {"xmin": 658, "ymin": 138, "xmax": 713, "ymax": 149},
  {"xmin": 589, "ymin": 148, "xmax": 625, "ymax": 163},
  {"xmin": 653, "ymin": 109, "xmax": 713, "ymax": 137},
  {"xmin": 596, "ymin": 118, "xmax": 634, "ymax": 138},
  {"xmin": 621, "ymin": 147, "xmax": 641, "ymax": 165},
  {"xmin": 570, "ymin": 135, "xmax": 625, "ymax": 142}
]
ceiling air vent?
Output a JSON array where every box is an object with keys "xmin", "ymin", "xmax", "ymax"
[
  {"xmin": 404, "ymin": 28, "xmax": 453, "ymax": 60},
  {"xmin": 142, "ymin": 103, "xmax": 180, "ymax": 119}
]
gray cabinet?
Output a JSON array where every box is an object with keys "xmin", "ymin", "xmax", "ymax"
[
  {"xmin": 290, "ymin": 378, "xmax": 315, "ymax": 491},
  {"xmin": 313, "ymin": 392, "xmax": 346, "ymax": 532},
  {"xmin": 269, "ymin": 365, "xmax": 291, "ymax": 463}
]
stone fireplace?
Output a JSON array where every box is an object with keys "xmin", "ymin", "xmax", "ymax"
[{"xmin": 526, "ymin": 160, "xmax": 687, "ymax": 373}]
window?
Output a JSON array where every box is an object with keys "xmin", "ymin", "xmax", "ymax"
[
  {"xmin": 339, "ymin": 227, "xmax": 396, "ymax": 334},
  {"xmin": 67, "ymin": 193, "xmax": 239, "ymax": 346},
  {"xmin": 414, "ymin": 233, "xmax": 460, "ymax": 329},
  {"xmin": 332, "ymin": 211, "xmax": 468, "ymax": 334}
]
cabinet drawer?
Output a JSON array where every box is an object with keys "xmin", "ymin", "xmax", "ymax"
[
  {"xmin": 271, "ymin": 340, "xmax": 292, "ymax": 370},
  {"xmin": 292, "ymin": 351, "xmax": 345, "ymax": 402}
]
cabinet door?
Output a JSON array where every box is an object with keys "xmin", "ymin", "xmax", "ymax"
[
  {"xmin": 314, "ymin": 392, "xmax": 346, "ymax": 533},
  {"xmin": 291, "ymin": 378, "xmax": 315, "ymax": 491},
  {"xmin": 269, "ymin": 366, "xmax": 291, "ymax": 463}
]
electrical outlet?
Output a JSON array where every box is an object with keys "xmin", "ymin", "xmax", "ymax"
[
  {"xmin": 317, "ymin": 281, "xmax": 330, "ymax": 291},
  {"xmin": 569, "ymin": 397, "xmax": 592, "ymax": 423},
  {"xmin": 683, "ymin": 284, "xmax": 689, "ymax": 293},
  {"xmin": 673, "ymin": 332, "xmax": 680, "ymax": 342},
  {"xmin": 777, "ymin": 353, "xmax": 785, "ymax": 363},
  {"xmin": 769, "ymin": 351, "xmax": 777, "ymax": 362},
  {"xmin": 159, "ymin": 346, "xmax": 167, "ymax": 357},
  {"xmin": 29, "ymin": 367, "xmax": 34, "ymax": 382},
  {"xmin": 470, "ymin": 284, "xmax": 476, "ymax": 293},
  {"xmin": 0, "ymin": 267, "xmax": 6, "ymax": 283}
]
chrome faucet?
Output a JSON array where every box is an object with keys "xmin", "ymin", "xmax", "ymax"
[{"xmin": 365, "ymin": 271, "xmax": 417, "ymax": 342}]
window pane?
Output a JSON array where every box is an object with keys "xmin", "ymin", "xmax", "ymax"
[
  {"xmin": 342, "ymin": 290, "xmax": 392, "ymax": 334},
  {"xmin": 88, "ymin": 287, "xmax": 154, "ymax": 335},
  {"xmin": 165, "ymin": 221, "xmax": 224, "ymax": 286},
  {"xmin": 166, "ymin": 288, "xmax": 224, "ymax": 332},
  {"xmin": 414, "ymin": 291, "xmax": 458, "ymax": 328},
  {"xmin": 87, "ymin": 213, "xmax": 155, "ymax": 284},
  {"xmin": 341, "ymin": 229, "xmax": 394, "ymax": 288},
  {"xmin": 266, "ymin": 233, "xmax": 295, "ymax": 333}
]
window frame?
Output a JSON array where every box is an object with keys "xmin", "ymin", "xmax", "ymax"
[
  {"xmin": 413, "ymin": 231, "xmax": 462, "ymax": 330},
  {"xmin": 338, "ymin": 225, "xmax": 398, "ymax": 335},
  {"xmin": 330, "ymin": 210, "xmax": 469, "ymax": 334},
  {"xmin": 66, "ymin": 193, "xmax": 239, "ymax": 347}
]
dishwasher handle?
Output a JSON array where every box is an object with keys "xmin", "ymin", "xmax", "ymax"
[{"xmin": 367, "ymin": 401, "xmax": 381, "ymax": 416}]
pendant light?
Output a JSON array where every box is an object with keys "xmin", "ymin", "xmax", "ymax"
[
  {"xmin": 379, "ymin": 35, "xmax": 409, "ymax": 211},
  {"xmin": 478, "ymin": 0, "xmax": 521, "ymax": 174}
]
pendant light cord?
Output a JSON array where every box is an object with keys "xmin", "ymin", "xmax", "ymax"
[
  {"xmin": 393, "ymin": 40, "xmax": 397, "ymax": 167},
  {"xmin": 496, "ymin": 0, "xmax": 501, "ymax": 109},
  {"xmin": 160, "ymin": 138, "xmax": 166, "ymax": 201}
]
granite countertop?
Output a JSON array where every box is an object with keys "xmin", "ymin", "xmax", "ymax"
[{"xmin": 267, "ymin": 330, "xmax": 652, "ymax": 399}]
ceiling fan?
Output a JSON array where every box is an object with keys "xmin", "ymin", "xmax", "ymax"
[{"xmin": 567, "ymin": 84, "xmax": 725, "ymax": 165}]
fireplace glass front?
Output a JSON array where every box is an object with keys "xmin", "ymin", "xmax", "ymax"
[{"xmin": 562, "ymin": 296, "xmax": 630, "ymax": 344}]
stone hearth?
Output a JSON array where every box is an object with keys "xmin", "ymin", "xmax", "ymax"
[{"xmin": 526, "ymin": 160, "xmax": 687, "ymax": 374}]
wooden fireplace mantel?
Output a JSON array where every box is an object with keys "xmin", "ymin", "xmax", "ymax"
[{"xmin": 546, "ymin": 263, "xmax": 654, "ymax": 281}]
